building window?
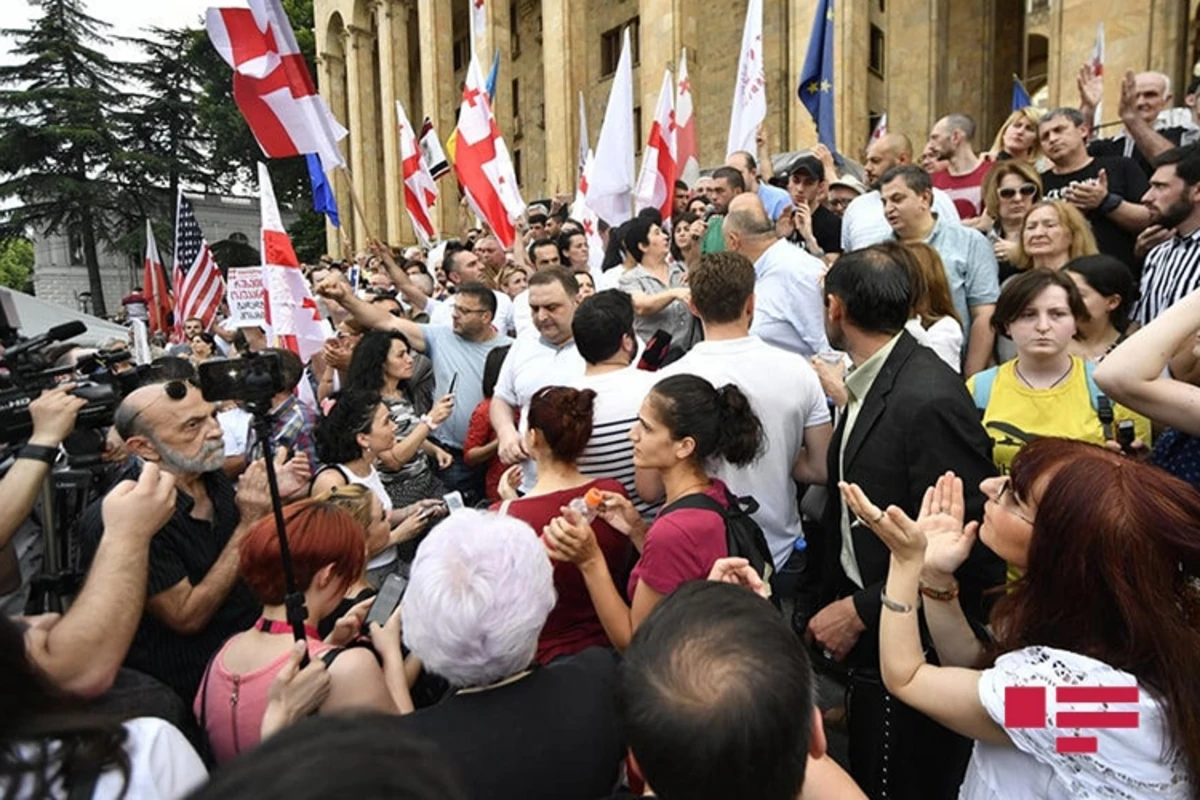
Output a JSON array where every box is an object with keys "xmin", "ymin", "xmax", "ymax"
[
  {"xmin": 511, "ymin": 78, "xmax": 520, "ymax": 118},
  {"xmin": 514, "ymin": 148, "xmax": 523, "ymax": 185},
  {"xmin": 68, "ymin": 228, "xmax": 84, "ymax": 266},
  {"xmin": 510, "ymin": 2, "xmax": 520, "ymax": 56},
  {"xmin": 453, "ymin": 36, "xmax": 469, "ymax": 71},
  {"xmin": 633, "ymin": 106, "xmax": 643, "ymax": 155},
  {"xmin": 869, "ymin": 25, "xmax": 885, "ymax": 77},
  {"xmin": 600, "ymin": 17, "xmax": 639, "ymax": 78}
]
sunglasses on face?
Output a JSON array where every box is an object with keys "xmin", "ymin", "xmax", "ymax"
[{"xmin": 999, "ymin": 184, "xmax": 1039, "ymax": 200}]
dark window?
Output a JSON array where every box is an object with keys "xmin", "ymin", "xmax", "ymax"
[
  {"xmin": 453, "ymin": 36, "xmax": 469, "ymax": 72},
  {"xmin": 510, "ymin": 2, "xmax": 520, "ymax": 56},
  {"xmin": 514, "ymin": 148, "xmax": 523, "ymax": 185},
  {"xmin": 68, "ymin": 228, "xmax": 84, "ymax": 266},
  {"xmin": 600, "ymin": 17, "xmax": 639, "ymax": 77},
  {"xmin": 633, "ymin": 106, "xmax": 643, "ymax": 155},
  {"xmin": 869, "ymin": 25, "xmax": 885, "ymax": 77},
  {"xmin": 512, "ymin": 78, "xmax": 520, "ymax": 118}
]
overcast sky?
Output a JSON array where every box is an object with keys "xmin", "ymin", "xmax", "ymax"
[{"xmin": 1, "ymin": 0, "xmax": 227, "ymax": 65}]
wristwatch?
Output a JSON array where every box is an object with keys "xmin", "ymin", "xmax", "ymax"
[
  {"xmin": 17, "ymin": 444, "xmax": 58, "ymax": 466},
  {"xmin": 1099, "ymin": 192, "xmax": 1123, "ymax": 215}
]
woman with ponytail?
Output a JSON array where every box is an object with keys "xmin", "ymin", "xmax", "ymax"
[
  {"xmin": 492, "ymin": 386, "xmax": 631, "ymax": 664},
  {"xmin": 544, "ymin": 374, "xmax": 764, "ymax": 650}
]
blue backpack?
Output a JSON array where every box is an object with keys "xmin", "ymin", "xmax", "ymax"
[{"xmin": 970, "ymin": 360, "xmax": 1116, "ymax": 439}]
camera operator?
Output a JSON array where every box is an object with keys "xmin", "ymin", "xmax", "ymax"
[
  {"xmin": 0, "ymin": 385, "xmax": 86, "ymax": 554},
  {"xmin": 76, "ymin": 380, "xmax": 312, "ymax": 703},
  {"xmin": 20, "ymin": 464, "xmax": 176, "ymax": 697}
]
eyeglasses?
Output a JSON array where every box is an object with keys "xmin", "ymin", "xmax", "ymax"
[
  {"xmin": 990, "ymin": 476, "xmax": 1034, "ymax": 524},
  {"xmin": 998, "ymin": 184, "xmax": 1039, "ymax": 200}
]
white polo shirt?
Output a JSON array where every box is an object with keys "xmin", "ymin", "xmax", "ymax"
[
  {"xmin": 661, "ymin": 335, "xmax": 831, "ymax": 569},
  {"xmin": 494, "ymin": 330, "xmax": 587, "ymax": 492}
]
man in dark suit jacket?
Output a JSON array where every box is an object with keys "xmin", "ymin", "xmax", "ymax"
[{"xmin": 804, "ymin": 243, "xmax": 1004, "ymax": 800}]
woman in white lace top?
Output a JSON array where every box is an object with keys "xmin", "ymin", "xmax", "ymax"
[{"xmin": 841, "ymin": 438, "xmax": 1200, "ymax": 799}]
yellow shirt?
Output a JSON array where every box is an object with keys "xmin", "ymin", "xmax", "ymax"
[{"xmin": 966, "ymin": 356, "xmax": 1152, "ymax": 474}]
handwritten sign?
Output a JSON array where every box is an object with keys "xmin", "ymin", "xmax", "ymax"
[{"xmin": 227, "ymin": 267, "xmax": 265, "ymax": 327}]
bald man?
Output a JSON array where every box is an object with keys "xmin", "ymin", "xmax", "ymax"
[
  {"xmin": 1086, "ymin": 69, "xmax": 1200, "ymax": 175},
  {"xmin": 723, "ymin": 193, "xmax": 829, "ymax": 357},
  {"xmin": 841, "ymin": 133, "xmax": 962, "ymax": 250},
  {"xmin": 726, "ymin": 150, "xmax": 793, "ymax": 221},
  {"xmin": 76, "ymin": 381, "xmax": 310, "ymax": 701}
]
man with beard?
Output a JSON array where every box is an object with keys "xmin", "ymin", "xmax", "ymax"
[
  {"xmin": 1135, "ymin": 144, "xmax": 1200, "ymax": 325},
  {"xmin": 926, "ymin": 114, "xmax": 992, "ymax": 222},
  {"xmin": 805, "ymin": 244, "xmax": 1001, "ymax": 799},
  {"xmin": 77, "ymin": 380, "xmax": 311, "ymax": 702}
]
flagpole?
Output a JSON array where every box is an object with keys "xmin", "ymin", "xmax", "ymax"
[{"xmin": 336, "ymin": 165, "xmax": 377, "ymax": 247}]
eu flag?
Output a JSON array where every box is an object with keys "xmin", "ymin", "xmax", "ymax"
[
  {"xmin": 485, "ymin": 48, "xmax": 500, "ymax": 101},
  {"xmin": 305, "ymin": 153, "xmax": 340, "ymax": 229},
  {"xmin": 799, "ymin": 0, "xmax": 836, "ymax": 152},
  {"xmin": 1012, "ymin": 75, "xmax": 1032, "ymax": 111}
]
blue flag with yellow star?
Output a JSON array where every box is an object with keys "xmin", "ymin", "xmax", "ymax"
[{"xmin": 798, "ymin": 0, "xmax": 836, "ymax": 152}]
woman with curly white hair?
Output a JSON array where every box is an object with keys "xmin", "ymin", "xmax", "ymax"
[{"xmin": 395, "ymin": 509, "xmax": 625, "ymax": 799}]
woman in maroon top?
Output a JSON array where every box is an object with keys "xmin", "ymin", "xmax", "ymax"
[
  {"xmin": 544, "ymin": 374, "xmax": 763, "ymax": 651},
  {"xmin": 492, "ymin": 386, "xmax": 631, "ymax": 664}
]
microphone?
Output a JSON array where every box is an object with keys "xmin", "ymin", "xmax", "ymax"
[
  {"xmin": 703, "ymin": 204, "xmax": 719, "ymax": 221},
  {"xmin": 2, "ymin": 320, "xmax": 87, "ymax": 363}
]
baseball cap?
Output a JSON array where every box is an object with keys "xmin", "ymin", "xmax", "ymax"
[{"xmin": 786, "ymin": 155, "xmax": 825, "ymax": 182}]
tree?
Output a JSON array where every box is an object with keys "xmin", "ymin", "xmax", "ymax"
[
  {"xmin": 0, "ymin": 238, "xmax": 35, "ymax": 294},
  {"xmin": 0, "ymin": 0, "xmax": 131, "ymax": 318}
]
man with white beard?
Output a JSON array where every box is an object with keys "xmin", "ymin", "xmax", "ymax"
[{"xmin": 77, "ymin": 379, "xmax": 311, "ymax": 702}]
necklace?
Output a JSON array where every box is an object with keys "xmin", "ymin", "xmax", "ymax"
[{"xmin": 1014, "ymin": 360, "xmax": 1073, "ymax": 390}]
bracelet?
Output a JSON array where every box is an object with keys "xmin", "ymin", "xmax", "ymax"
[
  {"xmin": 919, "ymin": 580, "xmax": 960, "ymax": 602},
  {"xmin": 419, "ymin": 414, "xmax": 439, "ymax": 431},
  {"xmin": 17, "ymin": 444, "xmax": 58, "ymax": 465},
  {"xmin": 1099, "ymin": 192, "xmax": 1123, "ymax": 215},
  {"xmin": 880, "ymin": 589, "xmax": 914, "ymax": 614}
]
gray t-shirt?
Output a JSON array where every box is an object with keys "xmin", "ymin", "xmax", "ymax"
[{"xmin": 420, "ymin": 325, "xmax": 512, "ymax": 448}]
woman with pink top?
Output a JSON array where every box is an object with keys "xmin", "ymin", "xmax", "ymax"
[{"xmin": 195, "ymin": 499, "xmax": 413, "ymax": 763}]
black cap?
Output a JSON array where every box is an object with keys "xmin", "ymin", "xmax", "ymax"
[{"xmin": 787, "ymin": 155, "xmax": 825, "ymax": 182}]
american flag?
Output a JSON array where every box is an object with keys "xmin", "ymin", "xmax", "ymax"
[{"xmin": 172, "ymin": 192, "xmax": 224, "ymax": 337}]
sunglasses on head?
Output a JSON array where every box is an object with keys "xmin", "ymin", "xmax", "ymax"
[{"xmin": 998, "ymin": 183, "xmax": 1039, "ymax": 200}]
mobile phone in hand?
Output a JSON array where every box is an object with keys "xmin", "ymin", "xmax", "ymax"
[
  {"xmin": 364, "ymin": 573, "xmax": 408, "ymax": 630},
  {"xmin": 1117, "ymin": 419, "xmax": 1136, "ymax": 453},
  {"xmin": 443, "ymin": 491, "xmax": 465, "ymax": 512},
  {"xmin": 448, "ymin": 372, "xmax": 459, "ymax": 394}
]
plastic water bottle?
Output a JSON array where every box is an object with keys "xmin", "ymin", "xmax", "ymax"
[{"xmin": 568, "ymin": 488, "xmax": 605, "ymax": 522}]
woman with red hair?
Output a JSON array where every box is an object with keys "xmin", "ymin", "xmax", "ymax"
[
  {"xmin": 841, "ymin": 438, "xmax": 1200, "ymax": 798},
  {"xmin": 195, "ymin": 500, "xmax": 413, "ymax": 764}
]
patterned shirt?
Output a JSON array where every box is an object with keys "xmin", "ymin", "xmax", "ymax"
[{"xmin": 1135, "ymin": 226, "xmax": 1200, "ymax": 325}]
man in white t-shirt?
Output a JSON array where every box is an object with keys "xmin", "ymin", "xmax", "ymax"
[
  {"xmin": 661, "ymin": 251, "xmax": 833, "ymax": 578},
  {"xmin": 492, "ymin": 268, "xmax": 586, "ymax": 493},
  {"xmin": 841, "ymin": 132, "xmax": 962, "ymax": 250},
  {"xmin": 569, "ymin": 289, "xmax": 661, "ymax": 520}
]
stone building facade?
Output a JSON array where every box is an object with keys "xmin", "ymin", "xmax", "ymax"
[
  {"xmin": 314, "ymin": 0, "xmax": 1200, "ymax": 253},
  {"xmin": 33, "ymin": 193, "xmax": 294, "ymax": 317}
]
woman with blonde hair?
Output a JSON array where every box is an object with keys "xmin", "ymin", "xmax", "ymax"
[
  {"xmin": 988, "ymin": 106, "xmax": 1042, "ymax": 164},
  {"xmin": 897, "ymin": 242, "xmax": 964, "ymax": 372},
  {"xmin": 980, "ymin": 161, "xmax": 1042, "ymax": 282},
  {"xmin": 1011, "ymin": 200, "xmax": 1098, "ymax": 273}
]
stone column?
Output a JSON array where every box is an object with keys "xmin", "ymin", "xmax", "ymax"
[
  {"xmin": 638, "ymin": 0, "xmax": 679, "ymax": 145},
  {"xmin": 884, "ymin": 0, "xmax": 940, "ymax": 144},
  {"xmin": 343, "ymin": 25, "xmax": 369, "ymax": 248},
  {"xmin": 374, "ymin": 0, "xmax": 404, "ymax": 244},
  {"xmin": 418, "ymin": 0, "xmax": 458, "ymax": 236},
  {"xmin": 542, "ymin": 0, "xmax": 589, "ymax": 195},
  {"xmin": 316, "ymin": 52, "xmax": 348, "ymax": 257}
]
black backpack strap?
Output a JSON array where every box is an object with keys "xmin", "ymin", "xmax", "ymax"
[
  {"xmin": 320, "ymin": 640, "xmax": 382, "ymax": 669},
  {"xmin": 660, "ymin": 491, "xmax": 727, "ymax": 517}
]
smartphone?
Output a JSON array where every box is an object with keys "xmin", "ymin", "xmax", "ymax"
[
  {"xmin": 1116, "ymin": 419, "xmax": 1136, "ymax": 453},
  {"xmin": 448, "ymin": 372, "xmax": 459, "ymax": 395},
  {"xmin": 364, "ymin": 573, "xmax": 408, "ymax": 629},
  {"xmin": 443, "ymin": 490, "xmax": 465, "ymax": 512}
]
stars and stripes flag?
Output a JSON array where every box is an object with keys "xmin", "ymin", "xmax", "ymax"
[
  {"xmin": 397, "ymin": 100, "xmax": 440, "ymax": 244},
  {"xmin": 143, "ymin": 219, "xmax": 173, "ymax": 335},
  {"xmin": 172, "ymin": 192, "xmax": 224, "ymax": 336}
]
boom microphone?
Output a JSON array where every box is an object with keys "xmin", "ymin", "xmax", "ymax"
[{"xmin": 1, "ymin": 321, "xmax": 87, "ymax": 363}]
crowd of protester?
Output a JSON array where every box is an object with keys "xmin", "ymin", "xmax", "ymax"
[{"xmin": 5, "ymin": 61, "xmax": 1200, "ymax": 800}]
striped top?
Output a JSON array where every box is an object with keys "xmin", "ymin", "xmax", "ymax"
[
  {"xmin": 1135, "ymin": 227, "xmax": 1200, "ymax": 325},
  {"xmin": 571, "ymin": 367, "xmax": 661, "ymax": 521}
]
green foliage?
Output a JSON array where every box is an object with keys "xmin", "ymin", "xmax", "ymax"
[
  {"xmin": 0, "ymin": 238, "xmax": 35, "ymax": 294},
  {"xmin": 289, "ymin": 209, "xmax": 329, "ymax": 263}
]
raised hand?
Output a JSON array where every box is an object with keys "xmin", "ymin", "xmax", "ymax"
[
  {"xmin": 102, "ymin": 462, "xmax": 177, "ymax": 543},
  {"xmin": 916, "ymin": 472, "xmax": 977, "ymax": 579},
  {"xmin": 839, "ymin": 481, "xmax": 927, "ymax": 565}
]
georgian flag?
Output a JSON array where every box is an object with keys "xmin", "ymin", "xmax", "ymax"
[
  {"xmin": 453, "ymin": 54, "xmax": 525, "ymax": 248},
  {"xmin": 397, "ymin": 101, "xmax": 439, "ymax": 245},
  {"xmin": 634, "ymin": 68, "xmax": 678, "ymax": 225},
  {"xmin": 206, "ymin": 0, "xmax": 347, "ymax": 171},
  {"xmin": 675, "ymin": 48, "xmax": 699, "ymax": 188}
]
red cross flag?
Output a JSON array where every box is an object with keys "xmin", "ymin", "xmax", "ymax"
[
  {"xmin": 572, "ymin": 150, "xmax": 606, "ymax": 275},
  {"xmin": 258, "ymin": 162, "xmax": 332, "ymax": 360},
  {"xmin": 675, "ymin": 48, "xmax": 699, "ymax": 188},
  {"xmin": 206, "ymin": 0, "xmax": 347, "ymax": 171},
  {"xmin": 453, "ymin": 54, "xmax": 525, "ymax": 248},
  {"xmin": 635, "ymin": 68, "xmax": 678, "ymax": 225},
  {"xmin": 397, "ymin": 100, "xmax": 439, "ymax": 245},
  {"xmin": 143, "ymin": 219, "xmax": 173, "ymax": 335}
]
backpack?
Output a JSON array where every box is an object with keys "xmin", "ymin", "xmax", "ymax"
[
  {"xmin": 661, "ymin": 487, "xmax": 776, "ymax": 586},
  {"xmin": 969, "ymin": 359, "xmax": 1116, "ymax": 439}
]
